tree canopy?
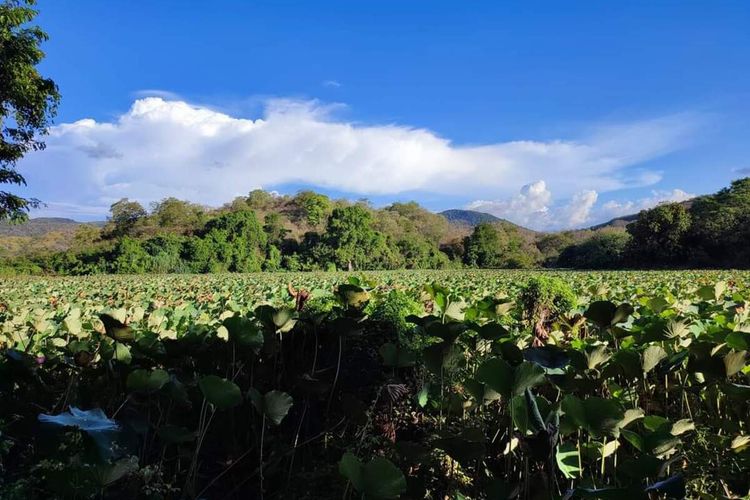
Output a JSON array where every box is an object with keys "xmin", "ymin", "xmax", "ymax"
[
  {"xmin": 3, "ymin": 178, "xmax": 750, "ymax": 275},
  {"xmin": 0, "ymin": 0, "xmax": 60, "ymax": 220}
]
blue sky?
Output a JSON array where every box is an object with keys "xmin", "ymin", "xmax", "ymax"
[{"xmin": 18, "ymin": 0, "xmax": 750, "ymax": 229}]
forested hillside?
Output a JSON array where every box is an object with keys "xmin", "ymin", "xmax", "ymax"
[{"xmin": 2, "ymin": 178, "xmax": 749, "ymax": 275}]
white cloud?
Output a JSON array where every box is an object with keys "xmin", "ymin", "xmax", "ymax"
[
  {"xmin": 18, "ymin": 97, "xmax": 701, "ymax": 221},
  {"xmin": 599, "ymin": 189, "xmax": 695, "ymax": 220},
  {"xmin": 132, "ymin": 89, "xmax": 183, "ymax": 100},
  {"xmin": 560, "ymin": 190, "xmax": 599, "ymax": 227},
  {"xmin": 468, "ymin": 182, "xmax": 599, "ymax": 230},
  {"xmin": 467, "ymin": 180, "xmax": 552, "ymax": 228},
  {"xmin": 322, "ymin": 80, "xmax": 342, "ymax": 88},
  {"xmin": 466, "ymin": 184, "xmax": 693, "ymax": 230}
]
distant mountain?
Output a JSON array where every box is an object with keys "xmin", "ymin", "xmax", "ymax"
[
  {"xmin": 589, "ymin": 213, "xmax": 639, "ymax": 231},
  {"xmin": 0, "ymin": 217, "xmax": 106, "ymax": 237},
  {"xmin": 0, "ymin": 217, "xmax": 83, "ymax": 237},
  {"xmin": 439, "ymin": 209, "xmax": 501, "ymax": 226}
]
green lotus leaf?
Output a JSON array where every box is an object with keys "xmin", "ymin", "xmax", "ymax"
[
  {"xmin": 156, "ymin": 425, "xmax": 196, "ymax": 444},
  {"xmin": 338, "ymin": 453, "xmax": 406, "ymax": 499},
  {"xmin": 433, "ymin": 428, "xmax": 486, "ymax": 465},
  {"xmin": 99, "ymin": 314, "xmax": 134, "ymax": 342},
  {"xmin": 126, "ymin": 368, "xmax": 169, "ymax": 393},
  {"xmin": 585, "ymin": 301, "xmax": 617, "ymax": 328},
  {"xmin": 476, "ymin": 357, "xmax": 514, "ymax": 396},
  {"xmin": 199, "ymin": 375, "xmax": 242, "ymax": 410},
  {"xmin": 248, "ymin": 388, "xmax": 293, "ymax": 425},
  {"xmin": 562, "ymin": 395, "xmax": 625, "ymax": 438},
  {"xmin": 379, "ymin": 342, "xmax": 416, "ymax": 368}
]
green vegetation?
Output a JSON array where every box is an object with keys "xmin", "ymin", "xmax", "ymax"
[
  {"xmin": 4, "ymin": 178, "xmax": 750, "ymax": 275},
  {"xmin": 0, "ymin": 0, "xmax": 60, "ymax": 221},
  {"xmin": 0, "ymin": 270, "xmax": 748, "ymax": 498}
]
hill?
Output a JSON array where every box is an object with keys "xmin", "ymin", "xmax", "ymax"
[
  {"xmin": 0, "ymin": 218, "xmax": 106, "ymax": 258},
  {"xmin": 589, "ymin": 213, "xmax": 639, "ymax": 231},
  {"xmin": 439, "ymin": 209, "xmax": 501, "ymax": 226},
  {"xmin": 0, "ymin": 217, "xmax": 83, "ymax": 237}
]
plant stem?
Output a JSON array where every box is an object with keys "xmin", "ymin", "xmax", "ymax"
[{"xmin": 259, "ymin": 413, "xmax": 266, "ymax": 500}]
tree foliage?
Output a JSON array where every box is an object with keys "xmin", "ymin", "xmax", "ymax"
[
  {"xmin": 293, "ymin": 190, "xmax": 331, "ymax": 226},
  {"xmin": 4, "ymin": 178, "xmax": 750, "ymax": 274},
  {"xmin": 0, "ymin": 0, "xmax": 60, "ymax": 221},
  {"xmin": 557, "ymin": 231, "xmax": 629, "ymax": 269},
  {"xmin": 625, "ymin": 203, "xmax": 691, "ymax": 266},
  {"xmin": 107, "ymin": 198, "xmax": 147, "ymax": 238}
]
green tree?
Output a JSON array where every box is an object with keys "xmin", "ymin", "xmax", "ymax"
[
  {"xmin": 263, "ymin": 212, "xmax": 289, "ymax": 246},
  {"xmin": 395, "ymin": 236, "xmax": 449, "ymax": 269},
  {"xmin": 294, "ymin": 191, "xmax": 331, "ymax": 226},
  {"xmin": 383, "ymin": 201, "xmax": 449, "ymax": 245},
  {"xmin": 557, "ymin": 231, "xmax": 629, "ymax": 269},
  {"xmin": 111, "ymin": 237, "xmax": 151, "ymax": 274},
  {"xmin": 463, "ymin": 223, "xmax": 503, "ymax": 267},
  {"xmin": 150, "ymin": 197, "xmax": 202, "ymax": 230},
  {"xmin": 263, "ymin": 244, "xmax": 282, "ymax": 271},
  {"xmin": 108, "ymin": 198, "xmax": 147, "ymax": 237},
  {"xmin": 626, "ymin": 203, "xmax": 691, "ymax": 266},
  {"xmin": 689, "ymin": 178, "xmax": 750, "ymax": 267},
  {"xmin": 199, "ymin": 210, "xmax": 267, "ymax": 272},
  {"xmin": 463, "ymin": 222, "xmax": 538, "ymax": 268},
  {"xmin": 320, "ymin": 205, "xmax": 395, "ymax": 270},
  {"xmin": 70, "ymin": 224, "xmax": 101, "ymax": 251},
  {"xmin": 142, "ymin": 234, "xmax": 187, "ymax": 273},
  {"xmin": 0, "ymin": 0, "xmax": 60, "ymax": 220},
  {"xmin": 247, "ymin": 189, "xmax": 275, "ymax": 210},
  {"xmin": 536, "ymin": 231, "xmax": 577, "ymax": 266}
]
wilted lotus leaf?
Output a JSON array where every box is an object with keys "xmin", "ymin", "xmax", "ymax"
[{"xmin": 337, "ymin": 284, "xmax": 370, "ymax": 308}]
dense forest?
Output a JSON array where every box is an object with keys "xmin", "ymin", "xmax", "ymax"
[{"xmin": 1, "ymin": 178, "xmax": 749, "ymax": 275}]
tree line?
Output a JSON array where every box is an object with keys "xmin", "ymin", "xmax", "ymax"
[{"xmin": 1, "ymin": 178, "xmax": 749, "ymax": 275}]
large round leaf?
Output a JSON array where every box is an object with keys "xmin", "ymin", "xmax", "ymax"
[
  {"xmin": 126, "ymin": 368, "xmax": 169, "ymax": 393},
  {"xmin": 476, "ymin": 357, "xmax": 513, "ymax": 396},
  {"xmin": 339, "ymin": 453, "xmax": 406, "ymax": 499},
  {"xmin": 562, "ymin": 395, "xmax": 624, "ymax": 438},
  {"xmin": 379, "ymin": 342, "xmax": 416, "ymax": 368},
  {"xmin": 223, "ymin": 315, "xmax": 264, "ymax": 349},
  {"xmin": 199, "ymin": 375, "xmax": 242, "ymax": 410},
  {"xmin": 99, "ymin": 314, "xmax": 134, "ymax": 342},
  {"xmin": 248, "ymin": 389, "xmax": 294, "ymax": 425}
]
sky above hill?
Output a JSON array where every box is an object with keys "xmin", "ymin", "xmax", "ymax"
[{"xmin": 17, "ymin": 0, "xmax": 750, "ymax": 230}]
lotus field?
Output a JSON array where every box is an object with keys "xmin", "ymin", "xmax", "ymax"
[{"xmin": 1, "ymin": 270, "xmax": 749, "ymax": 499}]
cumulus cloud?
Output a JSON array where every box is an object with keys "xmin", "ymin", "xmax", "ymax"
[
  {"xmin": 560, "ymin": 190, "xmax": 599, "ymax": 227},
  {"xmin": 468, "ymin": 182, "xmax": 598, "ymax": 230},
  {"xmin": 467, "ymin": 181, "xmax": 552, "ymax": 227},
  {"xmin": 467, "ymin": 184, "xmax": 693, "ymax": 230},
  {"xmin": 598, "ymin": 189, "xmax": 695, "ymax": 220},
  {"xmin": 18, "ymin": 96, "xmax": 701, "ymax": 222}
]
